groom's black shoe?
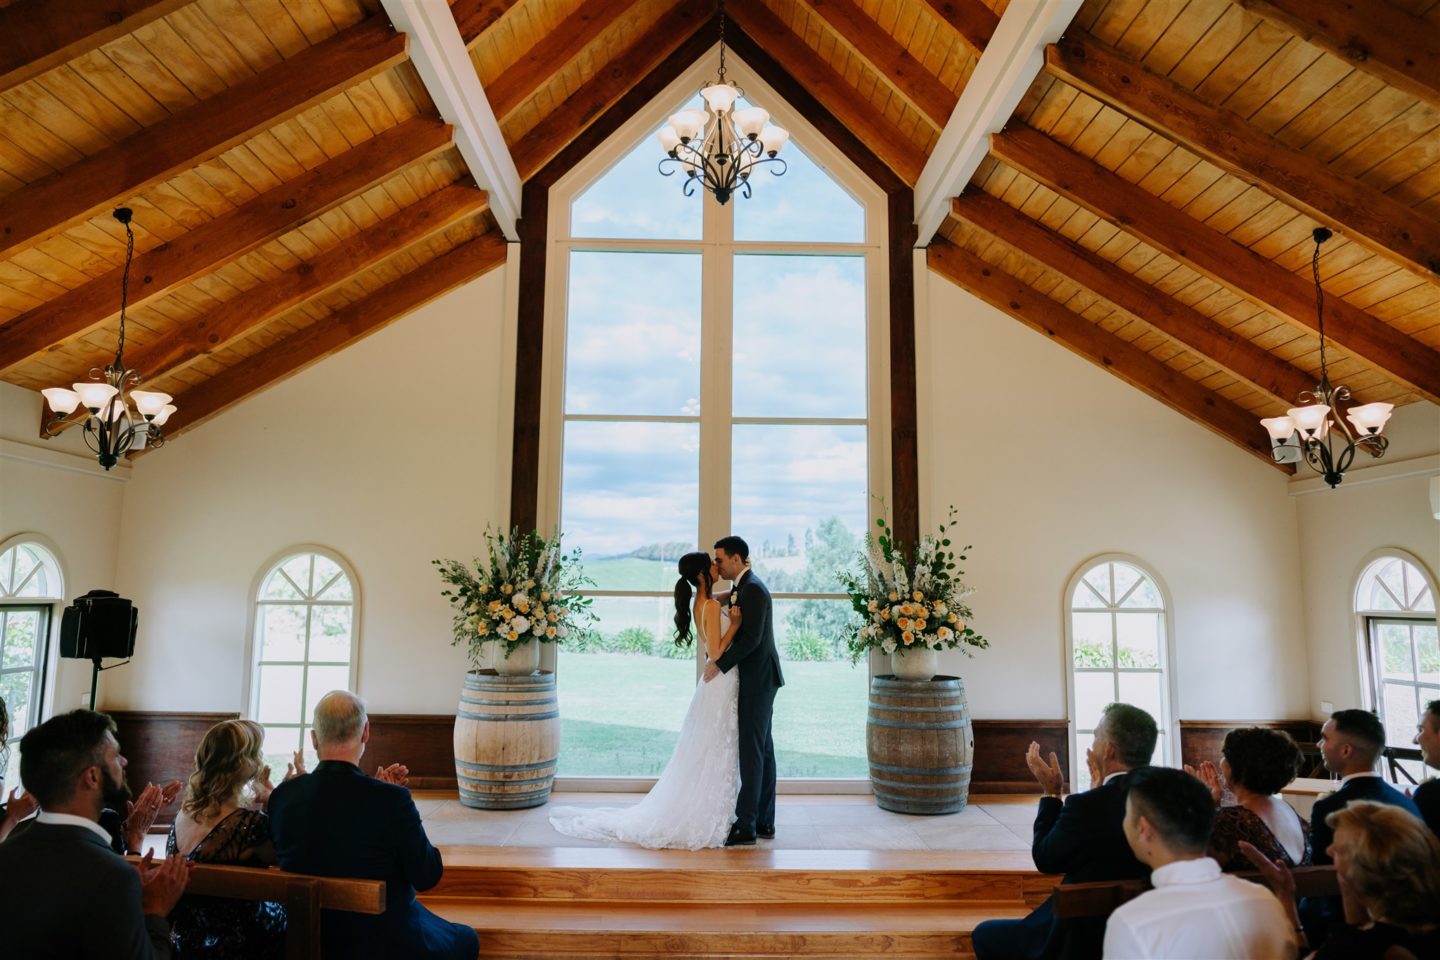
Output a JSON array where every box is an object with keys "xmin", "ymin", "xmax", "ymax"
[
  {"xmin": 724, "ymin": 826, "xmax": 757, "ymax": 846},
  {"xmin": 757, "ymin": 826, "xmax": 776, "ymax": 840}
]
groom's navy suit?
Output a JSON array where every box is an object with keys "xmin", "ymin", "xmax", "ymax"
[{"xmin": 715, "ymin": 568, "xmax": 785, "ymax": 835}]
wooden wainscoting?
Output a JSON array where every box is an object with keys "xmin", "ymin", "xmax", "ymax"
[
  {"xmin": 1178, "ymin": 720, "xmax": 1319, "ymax": 771},
  {"xmin": 107, "ymin": 710, "xmax": 240, "ymax": 823},
  {"xmin": 364, "ymin": 713, "xmax": 457, "ymax": 790},
  {"xmin": 970, "ymin": 719, "xmax": 1069, "ymax": 794}
]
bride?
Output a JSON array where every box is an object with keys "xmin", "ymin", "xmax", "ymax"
[{"xmin": 549, "ymin": 551, "xmax": 742, "ymax": 849}]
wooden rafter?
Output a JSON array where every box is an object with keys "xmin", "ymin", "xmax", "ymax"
[
  {"xmin": 1236, "ymin": 0, "xmax": 1440, "ymax": 112},
  {"xmin": 455, "ymin": 0, "xmax": 524, "ymax": 46},
  {"xmin": 0, "ymin": 118, "xmax": 453, "ymax": 376},
  {"xmin": 797, "ymin": 0, "xmax": 958, "ymax": 128},
  {"xmin": 927, "ymin": 237, "xmax": 1287, "ymax": 469},
  {"xmin": 726, "ymin": 0, "xmax": 926, "ymax": 184},
  {"xmin": 484, "ymin": 0, "xmax": 639, "ymax": 122},
  {"xmin": 1045, "ymin": 31, "xmax": 1440, "ymax": 278},
  {"xmin": 510, "ymin": 0, "xmax": 717, "ymax": 180},
  {"xmin": 0, "ymin": 15, "xmax": 408, "ymax": 262},
  {"xmin": 950, "ymin": 190, "xmax": 1318, "ymax": 405},
  {"xmin": 918, "ymin": 0, "xmax": 1000, "ymax": 55},
  {"xmin": 148, "ymin": 230, "xmax": 509, "ymax": 444},
  {"xmin": 0, "ymin": 0, "xmax": 191, "ymax": 94},
  {"xmin": 990, "ymin": 124, "xmax": 1440, "ymax": 405},
  {"xmin": 116, "ymin": 183, "xmax": 489, "ymax": 385}
]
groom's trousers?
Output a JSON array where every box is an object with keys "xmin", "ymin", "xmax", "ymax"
[{"xmin": 735, "ymin": 681, "xmax": 778, "ymax": 834}]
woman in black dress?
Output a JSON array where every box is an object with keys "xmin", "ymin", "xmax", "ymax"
[
  {"xmin": 166, "ymin": 719, "xmax": 288, "ymax": 957},
  {"xmin": 1187, "ymin": 726, "xmax": 1310, "ymax": 870}
]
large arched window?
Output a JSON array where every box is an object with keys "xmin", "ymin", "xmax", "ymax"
[
  {"xmin": 0, "ymin": 536, "xmax": 64, "ymax": 789},
  {"xmin": 541, "ymin": 56, "xmax": 888, "ymax": 781},
  {"xmin": 1066, "ymin": 556, "xmax": 1174, "ymax": 782},
  {"xmin": 1356, "ymin": 552, "xmax": 1437, "ymax": 781},
  {"xmin": 249, "ymin": 549, "xmax": 358, "ymax": 768}
]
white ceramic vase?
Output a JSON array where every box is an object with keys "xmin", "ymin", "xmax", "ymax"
[
  {"xmin": 492, "ymin": 637, "xmax": 541, "ymax": 676},
  {"xmin": 890, "ymin": 646, "xmax": 938, "ymax": 681}
]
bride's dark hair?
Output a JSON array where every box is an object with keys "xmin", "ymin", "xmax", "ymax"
[{"xmin": 673, "ymin": 551, "xmax": 713, "ymax": 646}]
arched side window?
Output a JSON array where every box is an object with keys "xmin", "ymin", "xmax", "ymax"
[
  {"xmin": 249, "ymin": 549, "xmax": 358, "ymax": 768},
  {"xmin": 1066, "ymin": 556, "xmax": 1174, "ymax": 783},
  {"xmin": 0, "ymin": 536, "xmax": 64, "ymax": 789},
  {"xmin": 1355, "ymin": 552, "xmax": 1437, "ymax": 781}
]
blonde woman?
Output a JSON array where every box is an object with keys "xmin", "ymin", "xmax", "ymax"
[{"xmin": 166, "ymin": 719, "xmax": 288, "ymax": 958}]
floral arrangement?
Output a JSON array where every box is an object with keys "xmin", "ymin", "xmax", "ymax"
[
  {"xmin": 839, "ymin": 507, "xmax": 987, "ymax": 663},
  {"xmin": 434, "ymin": 528, "xmax": 593, "ymax": 666}
]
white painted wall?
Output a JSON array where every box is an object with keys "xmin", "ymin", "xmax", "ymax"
[
  {"xmin": 918, "ymin": 275, "xmax": 1311, "ymax": 726},
  {"xmin": 102, "ymin": 263, "xmax": 514, "ymax": 713}
]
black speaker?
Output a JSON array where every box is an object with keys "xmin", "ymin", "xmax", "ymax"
[{"xmin": 60, "ymin": 590, "xmax": 137, "ymax": 661}]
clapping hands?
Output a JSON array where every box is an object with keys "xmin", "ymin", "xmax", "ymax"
[
  {"xmin": 136, "ymin": 850, "xmax": 192, "ymax": 917},
  {"xmin": 123, "ymin": 780, "xmax": 182, "ymax": 854},
  {"xmin": 0, "ymin": 787, "xmax": 39, "ymax": 841},
  {"xmin": 375, "ymin": 763, "xmax": 409, "ymax": 787},
  {"xmin": 1025, "ymin": 741, "xmax": 1065, "ymax": 796},
  {"xmin": 1183, "ymin": 760, "xmax": 1224, "ymax": 804},
  {"xmin": 284, "ymin": 749, "xmax": 307, "ymax": 781}
]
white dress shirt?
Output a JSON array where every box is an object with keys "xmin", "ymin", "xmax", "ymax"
[
  {"xmin": 1102, "ymin": 856, "xmax": 1298, "ymax": 960},
  {"xmin": 35, "ymin": 810, "xmax": 113, "ymax": 845}
]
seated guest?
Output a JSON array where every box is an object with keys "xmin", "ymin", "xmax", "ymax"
[
  {"xmin": 1411, "ymin": 698, "xmax": 1439, "ymax": 837},
  {"xmin": 1187, "ymin": 727, "xmax": 1310, "ymax": 870},
  {"xmin": 1243, "ymin": 801, "xmax": 1440, "ymax": 959},
  {"xmin": 268, "ymin": 691, "xmax": 478, "ymax": 960},
  {"xmin": 1103, "ymin": 766, "xmax": 1297, "ymax": 959},
  {"xmin": 1, "ymin": 694, "xmax": 39, "ymax": 842},
  {"xmin": 1310, "ymin": 709, "xmax": 1419, "ymax": 863},
  {"xmin": 0, "ymin": 709, "xmax": 190, "ymax": 957},
  {"xmin": 167, "ymin": 719, "xmax": 288, "ymax": 958},
  {"xmin": 973, "ymin": 702, "xmax": 1157, "ymax": 960}
]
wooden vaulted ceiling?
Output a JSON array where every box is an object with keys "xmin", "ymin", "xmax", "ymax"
[{"xmin": 1, "ymin": 0, "xmax": 1437, "ymax": 468}]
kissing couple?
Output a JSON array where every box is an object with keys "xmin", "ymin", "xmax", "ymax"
[{"xmin": 550, "ymin": 536, "xmax": 785, "ymax": 849}]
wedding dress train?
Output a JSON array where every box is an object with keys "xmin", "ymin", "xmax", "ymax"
[{"xmin": 549, "ymin": 610, "xmax": 740, "ymax": 850}]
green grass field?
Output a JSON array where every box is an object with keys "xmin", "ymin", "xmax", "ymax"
[{"xmin": 556, "ymin": 652, "xmax": 869, "ymax": 777}]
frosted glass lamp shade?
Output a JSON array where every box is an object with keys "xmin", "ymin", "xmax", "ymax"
[
  {"xmin": 151, "ymin": 404, "xmax": 177, "ymax": 426},
  {"xmin": 1260, "ymin": 416, "xmax": 1296, "ymax": 443},
  {"xmin": 733, "ymin": 106, "xmax": 769, "ymax": 139},
  {"xmin": 98, "ymin": 397, "xmax": 129, "ymax": 422},
  {"xmin": 700, "ymin": 83, "xmax": 739, "ymax": 115},
  {"xmin": 42, "ymin": 387, "xmax": 81, "ymax": 415},
  {"xmin": 1345, "ymin": 401, "xmax": 1394, "ymax": 435},
  {"xmin": 759, "ymin": 125, "xmax": 789, "ymax": 156},
  {"xmin": 73, "ymin": 382, "xmax": 119, "ymax": 410},
  {"xmin": 130, "ymin": 390, "xmax": 172, "ymax": 417},
  {"xmin": 656, "ymin": 126, "xmax": 682, "ymax": 154},
  {"xmin": 1288, "ymin": 403, "xmax": 1331, "ymax": 439},
  {"xmin": 669, "ymin": 110, "xmax": 707, "ymax": 141}
]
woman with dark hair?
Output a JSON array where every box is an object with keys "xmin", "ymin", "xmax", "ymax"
[
  {"xmin": 1187, "ymin": 726, "xmax": 1310, "ymax": 870},
  {"xmin": 551, "ymin": 551, "xmax": 744, "ymax": 848},
  {"xmin": 166, "ymin": 718, "xmax": 287, "ymax": 957},
  {"xmin": 0, "ymin": 695, "xmax": 38, "ymax": 842}
]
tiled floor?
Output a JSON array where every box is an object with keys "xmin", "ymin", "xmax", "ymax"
[{"xmin": 413, "ymin": 791, "xmax": 1042, "ymax": 851}]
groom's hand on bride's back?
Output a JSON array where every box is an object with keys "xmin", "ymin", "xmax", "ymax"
[{"xmin": 702, "ymin": 662, "xmax": 720, "ymax": 683}]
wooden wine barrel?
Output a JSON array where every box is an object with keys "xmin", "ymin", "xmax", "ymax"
[
  {"xmin": 867, "ymin": 675, "xmax": 974, "ymax": 815},
  {"xmin": 453, "ymin": 671, "xmax": 559, "ymax": 810}
]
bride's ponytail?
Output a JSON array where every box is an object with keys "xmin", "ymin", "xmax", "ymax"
[{"xmin": 673, "ymin": 576, "xmax": 694, "ymax": 644}]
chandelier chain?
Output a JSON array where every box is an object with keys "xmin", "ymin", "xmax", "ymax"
[
  {"xmin": 116, "ymin": 212, "xmax": 134, "ymax": 370},
  {"xmin": 1312, "ymin": 230, "xmax": 1327, "ymax": 380},
  {"xmin": 717, "ymin": 0, "xmax": 727, "ymax": 83}
]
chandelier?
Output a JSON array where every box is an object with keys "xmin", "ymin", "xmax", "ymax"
[
  {"xmin": 41, "ymin": 208, "xmax": 176, "ymax": 470},
  {"xmin": 656, "ymin": 1, "xmax": 788, "ymax": 204},
  {"xmin": 1260, "ymin": 228, "xmax": 1392, "ymax": 488}
]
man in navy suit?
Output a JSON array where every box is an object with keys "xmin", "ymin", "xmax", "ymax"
[
  {"xmin": 1310, "ymin": 708, "xmax": 1420, "ymax": 861},
  {"xmin": 268, "ymin": 691, "xmax": 478, "ymax": 959},
  {"xmin": 1412, "ymin": 698, "xmax": 1440, "ymax": 838},
  {"xmin": 705, "ymin": 536, "xmax": 784, "ymax": 846},
  {"xmin": 972, "ymin": 703, "xmax": 1157, "ymax": 960}
]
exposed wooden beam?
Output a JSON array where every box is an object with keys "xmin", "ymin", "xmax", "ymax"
[
  {"xmin": 726, "ymin": 0, "xmax": 926, "ymax": 184},
  {"xmin": 485, "ymin": 0, "xmax": 638, "ymax": 122},
  {"xmin": 0, "ymin": 15, "xmax": 408, "ymax": 262},
  {"xmin": 1045, "ymin": 31, "xmax": 1440, "ymax": 278},
  {"xmin": 384, "ymin": 0, "xmax": 521, "ymax": 239},
  {"xmin": 918, "ymin": 0, "xmax": 1001, "ymax": 55},
  {"xmin": 0, "ymin": 118, "xmax": 452, "ymax": 375},
  {"xmin": 150, "ymin": 230, "xmax": 509, "ymax": 444},
  {"xmin": 510, "ymin": 0, "xmax": 716, "ymax": 180},
  {"xmin": 927, "ymin": 236, "xmax": 1287, "ymax": 469},
  {"xmin": 888, "ymin": 189, "xmax": 920, "ymax": 549},
  {"xmin": 951, "ymin": 190, "xmax": 1318, "ymax": 405},
  {"xmin": 121, "ymin": 183, "xmax": 488, "ymax": 383},
  {"xmin": 991, "ymin": 124, "xmax": 1440, "ymax": 405},
  {"xmin": 913, "ymin": 0, "xmax": 1081, "ymax": 245},
  {"xmin": 1236, "ymin": 0, "xmax": 1440, "ymax": 112},
  {"xmin": 454, "ymin": 0, "xmax": 523, "ymax": 46},
  {"xmin": 0, "ymin": 0, "xmax": 191, "ymax": 93},
  {"xmin": 510, "ymin": 179, "xmax": 547, "ymax": 534},
  {"xmin": 797, "ymin": 0, "xmax": 957, "ymax": 128}
]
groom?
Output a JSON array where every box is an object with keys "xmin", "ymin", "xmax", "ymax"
[{"xmin": 704, "ymin": 536, "xmax": 785, "ymax": 846}]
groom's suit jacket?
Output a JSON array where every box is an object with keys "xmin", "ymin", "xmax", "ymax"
[{"xmin": 715, "ymin": 569, "xmax": 784, "ymax": 690}]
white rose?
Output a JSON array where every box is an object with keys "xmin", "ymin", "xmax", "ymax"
[
  {"xmin": 513, "ymin": 592, "xmax": 529, "ymax": 608},
  {"xmin": 532, "ymin": 620, "xmax": 545, "ymax": 635},
  {"xmin": 511, "ymin": 616, "xmax": 531, "ymax": 634},
  {"xmin": 881, "ymin": 638, "xmax": 897, "ymax": 654},
  {"xmin": 556, "ymin": 624, "xmax": 569, "ymax": 638}
]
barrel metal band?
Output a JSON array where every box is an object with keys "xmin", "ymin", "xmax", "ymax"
[
  {"xmin": 460, "ymin": 697, "xmax": 558, "ymax": 707},
  {"xmin": 866, "ymin": 717, "xmax": 969, "ymax": 730},
  {"xmin": 457, "ymin": 709, "xmax": 560, "ymax": 722},
  {"xmin": 454, "ymin": 758, "xmax": 556, "ymax": 773},
  {"xmin": 867, "ymin": 702, "xmax": 969, "ymax": 713},
  {"xmin": 458, "ymin": 772, "xmax": 555, "ymax": 788},
  {"xmin": 869, "ymin": 760, "xmax": 974, "ymax": 776}
]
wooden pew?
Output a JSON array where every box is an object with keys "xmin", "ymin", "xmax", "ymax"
[
  {"xmin": 1054, "ymin": 866, "xmax": 1339, "ymax": 919},
  {"xmin": 127, "ymin": 858, "xmax": 385, "ymax": 959}
]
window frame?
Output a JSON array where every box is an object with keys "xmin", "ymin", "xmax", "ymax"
[
  {"xmin": 0, "ymin": 533, "xmax": 66, "ymax": 756},
  {"xmin": 243, "ymin": 546, "xmax": 361, "ymax": 761},
  {"xmin": 536, "ymin": 51, "xmax": 891, "ymax": 788},
  {"xmin": 1063, "ymin": 553, "xmax": 1179, "ymax": 784}
]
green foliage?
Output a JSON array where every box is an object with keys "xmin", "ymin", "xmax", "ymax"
[
  {"xmin": 613, "ymin": 626, "xmax": 657, "ymax": 655},
  {"xmin": 785, "ymin": 622, "xmax": 832, "ymax": 662},
  {"xmin": 652, "ymin": 632, "xmax": 695, "ymax": 659},
  {"xmin": 1072, "ymin": 641, "xmax": 1150, "ymax": 669}
]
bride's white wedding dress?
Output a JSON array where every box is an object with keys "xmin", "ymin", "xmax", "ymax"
[{"xmin": 549, "ymin": 603, "xmax": 740, "ymax": 850}]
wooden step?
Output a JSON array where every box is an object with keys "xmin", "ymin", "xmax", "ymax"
[{"xmin": 428, "ymin": 898, "xmax": 1032, "ymax": 958}]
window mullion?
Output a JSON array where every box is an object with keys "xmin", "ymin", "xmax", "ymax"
[{"xmin": 698, "ymin": 184, "xmax": 733, "ymax": 552}]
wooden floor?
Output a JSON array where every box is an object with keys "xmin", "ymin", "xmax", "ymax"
[{"xmin": 412, "ymin": 795, "xmax": 1056, "ymax": 959}]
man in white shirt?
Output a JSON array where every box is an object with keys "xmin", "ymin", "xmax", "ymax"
[{"xmin": 1103, "ymin": 765, "xmax": 1298, "ymax": 960}]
